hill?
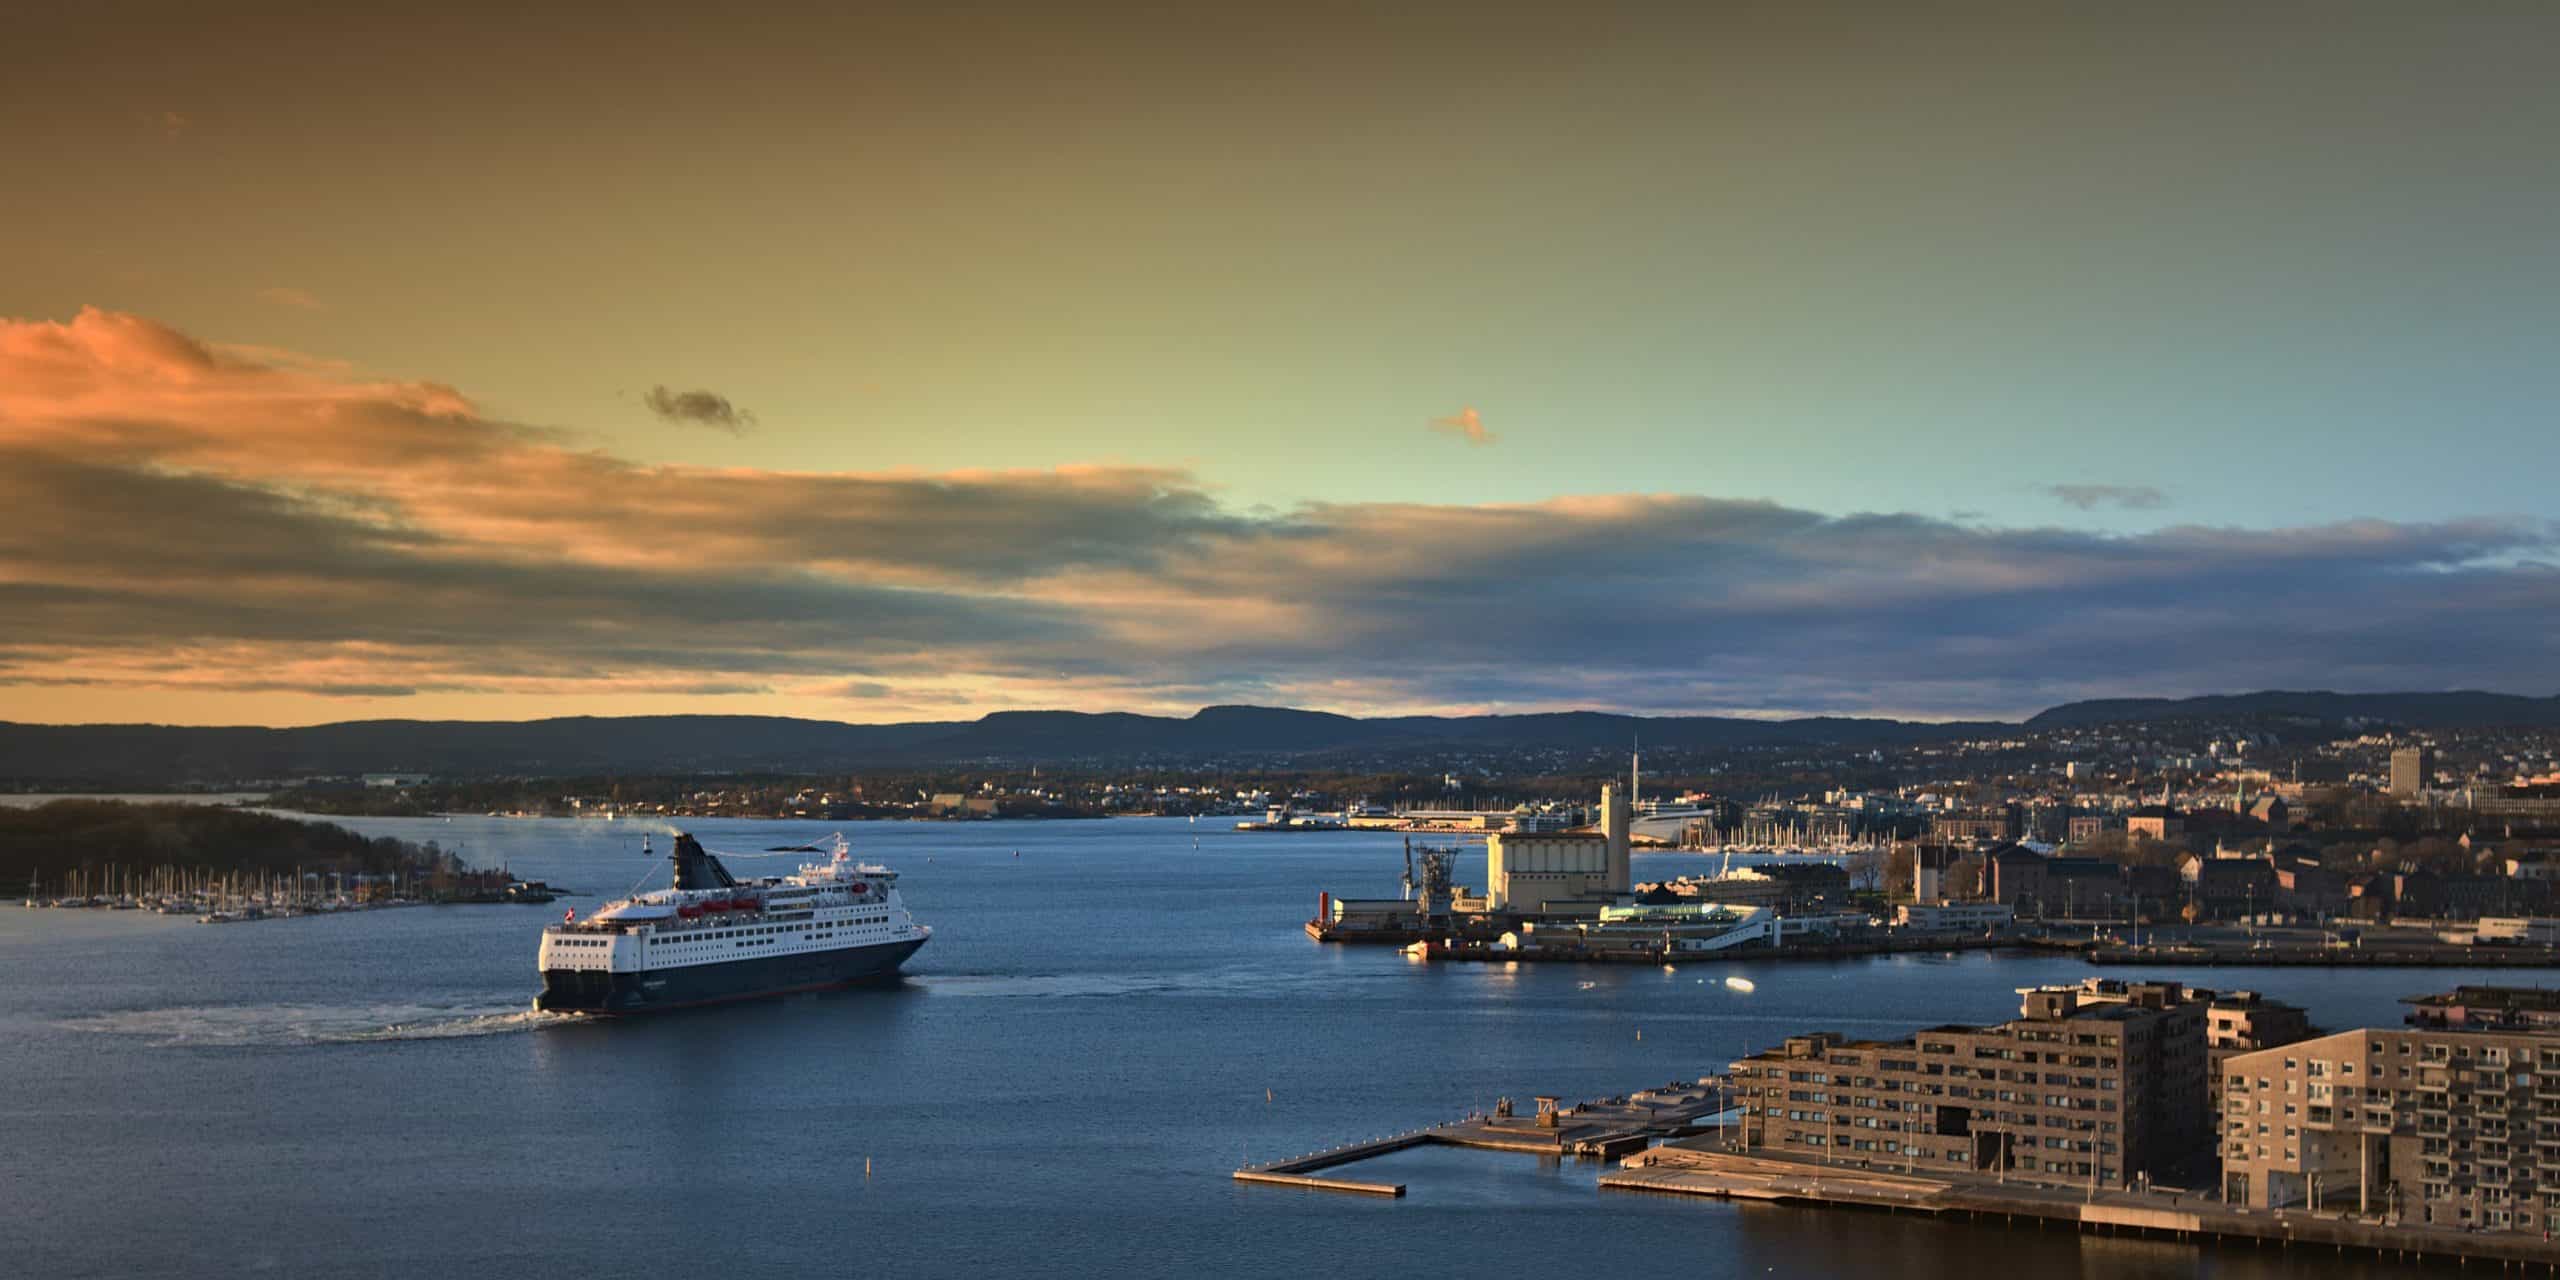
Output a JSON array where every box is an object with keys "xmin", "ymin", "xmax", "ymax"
[
  {"xmin": 2025, "ymin": 690, "xmax": 2560, "ymax": 730},
  {"xmin": 6, "ymin": 689, "xmax": 2556, "ymax": 782},
  {"xmin": 0, "ymin": 705, "xmax": 2001, "ymax": 782}
]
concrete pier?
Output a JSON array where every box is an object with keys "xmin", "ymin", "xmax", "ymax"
[
  {"xmin": 1603, "ymin": 1144, "xmax": 2560, "ymax": 1268},
  {"xmin": 1235, "ymin": 1081, "xmax": 1729, "ymax": 1197}
]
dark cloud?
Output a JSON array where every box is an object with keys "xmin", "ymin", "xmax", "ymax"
[
  {"xmin": 641, "ymin": 385, "xmax": 755, "ymax": 432},
  {"xmin": 2047, "ymin": 483, "xmax": 2168, "ymax": 511}
]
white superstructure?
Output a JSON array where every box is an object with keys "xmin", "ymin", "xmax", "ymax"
[{"xmin": 535, "ymin": 833, "xmax": 929, "ymax": 1012}]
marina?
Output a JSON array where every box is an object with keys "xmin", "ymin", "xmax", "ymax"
[{"xmin": 18, "ymin": 865, "xmax": 560, "ymax": 923}]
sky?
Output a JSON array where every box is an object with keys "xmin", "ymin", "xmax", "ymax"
[{"xmin": 4, "ymin": 2, "xmax": 2559, "ymax": 726}]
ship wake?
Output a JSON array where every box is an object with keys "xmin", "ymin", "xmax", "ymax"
[{"xmin": 59, "ymin": 1001, "xmax": 589, "ymax": 1047}]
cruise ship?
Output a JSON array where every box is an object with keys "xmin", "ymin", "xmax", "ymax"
[{"xmin": 534, "ymin": 832, "xmax": 928, "ymax": 1014}]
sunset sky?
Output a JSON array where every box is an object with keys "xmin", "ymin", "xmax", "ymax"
[{"xmin": 7, "ymin": 2, "xmax": 2560, "ymax": 726}]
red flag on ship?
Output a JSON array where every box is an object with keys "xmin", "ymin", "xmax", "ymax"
[{"xmin": 563, "ymin": 909, "xmax": 573, "ymax": 923}]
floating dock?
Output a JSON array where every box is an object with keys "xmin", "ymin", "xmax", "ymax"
[
  {"xmin": 1234, "ymin": 1081, "xmax": 1730, "ymax": 1197},
  {"xmin": 1603, "ymin": 1143, "xmax": 2560, "ymax": 1269}
]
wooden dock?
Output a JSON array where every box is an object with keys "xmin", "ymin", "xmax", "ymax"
[
  {"xmin": 1603, "ymin": 1143, "xmax": 2560, "ymax": 1269},
  {"xmin": 1234, "ymin": 1081, "xmax": 1730, "ymax": 1197}
]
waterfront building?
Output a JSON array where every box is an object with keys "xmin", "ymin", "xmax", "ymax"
[
  {"xmin": 1484, "ymin": 785, "xmax": 1630, "ymax": 912},
  {"xmin": 1893, "ymin": 901, "xmax": 2015, "ymax": 932},
  {"xmin": 2273, "ymin": 858, "xmax": 2352, "ymax": 918},
  {"xmin": 1986, "ymin": 850, "xmax": 2128, "ymax": 919},
  {"xmin": 2405, "ymin": 985, "xmax": 2560, "ymax": 1031},
  {"xmin": 2206, "ymin": 991, "xmax": 2317, "ymax": 1109},
  {"xmin": 2185, "ymin": 856, "xmax": 2279, "ymax": 920},
  {"xmin": 1729, "ymin": 979, "xmax": 2216, "ymax": 1189},
  {"xmin": 2219, "ymin": 1024, "xmax": 2560, "ymax": 1232},
  {"xmin": 1655, "ymin": 863, "xmax": 1848, "ymax": 913},
  {"xmin": 1507, "ymin": 901, "xmax": 1781, "ymax": 957}
]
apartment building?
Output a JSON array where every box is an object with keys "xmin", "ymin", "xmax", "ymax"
[
  {"xmin": 1730, "ymin": 979, "xmax": 2222, "ymax": 1189},
  {"xmin": 2207, "ymin": 990, "xmax": 2317, "ymax": 1108},
  {"xmin": 2221, "ymin": 1025, "xmax": 2560, "ymax": 1233}
]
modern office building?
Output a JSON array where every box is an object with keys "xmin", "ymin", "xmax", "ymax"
[{"xmin": 2220, "ymin": 1024, "xmax": 2560, "ymax": 1233}]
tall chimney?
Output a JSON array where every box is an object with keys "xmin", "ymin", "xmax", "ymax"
[{"xmin": 1601, "ymin": 783, "xmax": 1631, "ymax": 895}]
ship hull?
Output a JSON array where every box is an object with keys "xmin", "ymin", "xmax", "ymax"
[{"xmin": 535, "ymin": 936, "xmax": 925, "ymax": 1015}]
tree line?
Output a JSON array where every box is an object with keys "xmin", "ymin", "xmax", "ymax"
[{"xmin": 0, "ymin": 801, "xmax": 440, "ymax": 887}]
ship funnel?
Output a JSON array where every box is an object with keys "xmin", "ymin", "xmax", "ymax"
[{"xmin": 670, "ymin": 832, "xmax": 739, "ymax": 891}]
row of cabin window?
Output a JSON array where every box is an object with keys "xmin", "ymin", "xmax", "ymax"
[{"xmin": 654, "ymin": 920, "xmax": 886, "ymax": 942}]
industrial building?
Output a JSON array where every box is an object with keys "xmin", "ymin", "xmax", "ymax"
[{"xmin": 1484, "ymin": 784, "xmax": 1630, "ymax": 912}]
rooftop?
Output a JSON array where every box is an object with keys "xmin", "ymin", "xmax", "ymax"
[{"xmin": 2403, "ymin": 985, "xmax": 2560, "ymax": 1012}]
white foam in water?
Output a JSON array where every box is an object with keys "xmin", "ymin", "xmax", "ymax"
[
  {"xmin": 59, "ymin": 1002, "xmax": 586, "ymax": 1047},
  {"xmin": 920, "ymin": 972, "xmax": 1181, "ymax": 999}
]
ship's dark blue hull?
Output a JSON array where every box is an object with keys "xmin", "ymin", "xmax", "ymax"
[{"xmin": 535, "ymin": 937, "xmax": 924, "ymax": 1014}]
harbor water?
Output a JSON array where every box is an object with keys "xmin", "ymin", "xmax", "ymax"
[{"xmin": 0, "ymin": 815, "xmax": 2486, "ymax": 1278}]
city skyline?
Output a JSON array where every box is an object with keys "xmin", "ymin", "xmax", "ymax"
[{"xmin": 10, "ymin": 3, "xmax": 2560, "ymax": 725}]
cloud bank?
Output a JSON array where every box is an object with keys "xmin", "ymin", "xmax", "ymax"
[{"xmin": 4, "ymin": 308, "xmax": 2556, "ymax": 722}]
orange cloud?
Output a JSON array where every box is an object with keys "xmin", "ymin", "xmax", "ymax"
[
  {"xmin": 6, "ymin": 308, "xmax": 2559, "ymax": 724},
  {"xmin": 1429, "ymin": 405, "xmax": 1495, "ymax": 446}
]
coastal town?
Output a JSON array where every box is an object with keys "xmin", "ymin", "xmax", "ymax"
[{"xmin": 1242, "ymin": 713, "xmax": 2560, "ymax": 1262}]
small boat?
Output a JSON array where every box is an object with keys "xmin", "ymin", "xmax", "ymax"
[{"xmin": 1724, "ymin": 976, "xmax": 1756, "ymax": 993}]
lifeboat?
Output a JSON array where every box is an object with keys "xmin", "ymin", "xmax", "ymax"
[
  {"xmin": 848, "ymin": 882, "xmax": 869, "ymax": 895},
  {"xmin": 676, "ymin": 904, "xmax": 703, "ymax": 919}
]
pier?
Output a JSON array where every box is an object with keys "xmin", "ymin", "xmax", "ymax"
[
  {"xmin": 1234, "ymin": 1080, "xmax": 1730, "ymax": 1197},
  {"xmin": 1602, "ymin": 1143, "xmax": 2560, "ymax": 1269}
]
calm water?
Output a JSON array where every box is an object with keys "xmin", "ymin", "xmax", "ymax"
[{"xmin": 0, "ymin": 816, "xmax": 2487, "ymax": 1278}]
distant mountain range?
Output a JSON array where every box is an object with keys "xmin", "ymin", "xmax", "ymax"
[{"xmin": 2, "ymin": 690, "xmax": 2552, "ymax": 782}]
